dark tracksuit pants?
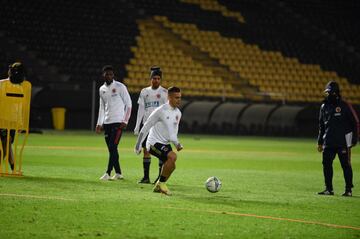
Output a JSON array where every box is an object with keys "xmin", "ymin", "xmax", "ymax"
[
  {"xmin": 103, "ymin": 123, "xmax": 123, "ymax": 175},
  {"xmin": 322, "ymin": 147, "xmax": 353, "ymax": 191}
]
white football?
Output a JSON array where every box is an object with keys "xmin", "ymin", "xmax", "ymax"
[{"xmin": 205, "ymin": 176, "xmax": 222, "ymax": 193}]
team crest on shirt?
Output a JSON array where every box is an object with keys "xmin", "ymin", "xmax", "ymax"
[
  {"xmin": 161, "ymin": 145, "xmax": 169, "ymax": 152},
  {"xmin": 112, "ymin": 88, "xmax": 116, "ymax": 93},
  {"xmin": 157, "ymin": 94, "xmax": 161, "ymax": 99},
  {"xmin": 335, "ymin": 107, "xmax": 341, "ymax": 113},
  {"xmin": 175, "ymin": 115, "xmax": 179, "ymax": 121}
]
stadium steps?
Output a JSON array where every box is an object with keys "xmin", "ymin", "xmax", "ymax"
[
  {"xmin": 125, "ymin": 18, "xmax": 262, "ymax": 100},
  {"xmin": 180, "ymin": 0, "xmax": 245, "ymax": 23},
  {"xmin": 151, "ymin": 18, "xmax": 262, "ymax": 101},
  {"xmin": 154, "ymin": 16, "xmax": 360, "ymax": 104}
]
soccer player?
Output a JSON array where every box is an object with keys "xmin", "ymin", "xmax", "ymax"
[
  {"xmin": 0, "ymin": 62, "xmax": 26, "ymax": 171},
  {"xmin": 135, "ymin": 86, "xmax": 183, "ymax": 195},
  {"xmin": 96, "ymin": 65, "xmax": 132, "ymax": 181},
  {"xmin": 134, "ymin": 66, "xmax": 168, "ymax": 184},
  {"xmin": 317, "ymin": 81, "xmax": 359, "ymax": 197}
]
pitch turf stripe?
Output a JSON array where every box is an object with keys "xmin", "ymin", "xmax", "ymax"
[
  {"xmin": 0, "ymin": 193, "xmax": 75, "ymax": 201},
  {"xmin": 162, "ymin": 206, "xmax": 360, "ymax": 231}
]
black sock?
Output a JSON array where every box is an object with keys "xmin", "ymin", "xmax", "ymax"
[
  {"xmin": 159, "ymin": 175, "xmax": 167, "ymax": 182},
  {"xmin": 143, "ymin": 157, "xmax": 151, "ymax": 179},
  {"xmin": 158, "ymin": 160, "xmax": 163, "ymax": 178},
  {"xmin": 10, "ymin": 163, "xmax": 14, "ymax": 171}
]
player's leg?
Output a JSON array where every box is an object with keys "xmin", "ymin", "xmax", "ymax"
[
  {"xmin": 108, "ymin": 123, "xmax": 123, "ymax": 180},
  {"xmin": 159, "ymin": 151, "xmax": 177, "ymax": 182},
  {"xmin": 155, "ymin": 152, "xmax": 176, "ymax": 196},
  {"xmin": 8, "ymin": 143, "xmax": 14, "ymax": 171},
  {"xmin": 152, "ymin": 159, "xmax": 163, "ymax": 184},
  {"xmin": 149, "ymin": 144, "xmax": 173, "ymax": 195},
  {"xmin": 100, "ymin": 124, "xmax": 112, "ymax": 180},
  {"xmin": 0, "ymin": 131, "xmax": 14, "ymax": 171},
  {"xmin": 8, "ymin": 130, "xmax": 15, "ymax": 170},
  {"xmin": 139, "ymin": 136, "xmax": 151, "ymax": 184},
  {"xmin": 318, "ymin": 147, "xmax": 336, "ymax": 195},
  {"xmin": 338, "ymin": 147, "xmax": 353, "ymax": 196}
]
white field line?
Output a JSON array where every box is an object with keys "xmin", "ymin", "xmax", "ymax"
[{"xmin": 162, "ymin": 206, "xmax": 360, "ymax": 231}]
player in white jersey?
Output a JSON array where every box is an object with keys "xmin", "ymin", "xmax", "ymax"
[
  {"xmin": 135, "ymin": 87, "xmax": 183, "ymax": 195},
  {"xmin": 134, "ymin": 66, "xmax": 168, "ymax": 184},
  {"xmin": 96, "ymin": 65, "xmax": 132, "ymax": 181}
]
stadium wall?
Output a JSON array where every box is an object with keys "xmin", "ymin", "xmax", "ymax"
[{"xmin": 29, "ymin": 88, "xmax": 355, "ymax": 138}]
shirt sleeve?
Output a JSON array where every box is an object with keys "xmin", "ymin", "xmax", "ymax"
[
  {"xmin": 137, "ymin": 90, "xmax": 144, "ymax": 105},
  {"xmin": 135, "ymin": 107, "xmax": 161, "ymax": 151},
  {"xmin": 135, "ymin": 91, "xmax": 145, "ymax": 130},
  {"xmin": 119, "ymin": 84, "xmax": 132, "ymax": 124},
  {"xmin": 96, "ymin": 91, "xmax": 105, "ymax": 126},
  {"xmin": 317, "ymin": 104, "xmax": 325, "ymax": 145},
  {"xmin": 168, "ymin": 110, "xmax": 181, "ymax": 146},
  {"xmin": 345, "ymin": 102, "xmax": 359, "ymax": 146}
]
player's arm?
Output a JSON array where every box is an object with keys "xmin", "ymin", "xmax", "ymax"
[
  {"xmin": 96, "ymin": 93, "xmax": 105, "ymax": 134},
  {"xmin": 119, "ymin": 84, "xmax": 132, "ymax": 129},
  {"xmin": 345, "ymin": 102, "xmax": 359, "ymax": 146},
  {"xmin": 317, "ymin": 104, "xmax": 325, "ymax": 152},
  {"xmin": 134, "ymin": 108, "xmax": 160, "ymax": 154},
  {"xmin": 134, "ymin": 92, "xmax": 145, "ymax": 135},
  {"xmin": 168, "ymin": 113, "xmax": 183, "ymax": 151}
]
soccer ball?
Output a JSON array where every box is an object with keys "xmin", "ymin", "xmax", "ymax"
[{"xmin": 205, "ymin": 176, "xmax": 222, "ymax": 193}]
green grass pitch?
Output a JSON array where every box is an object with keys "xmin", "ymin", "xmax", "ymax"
[{"xmin": 0, "ymin": 131, "xmax": 359, "ymax": 238}]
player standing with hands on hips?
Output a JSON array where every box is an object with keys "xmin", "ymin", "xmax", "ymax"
[
  {"xmin": 317, "ymin": 81, "xmax": 359, "ymax": 196},
  {"xmin": 134, "ymin": 66, "xmax": 168, "ymax": 184},
  {"xmin": 135, "ymin": 87, "xmax": 183, "ymax": 195},
  {"xmin": 96, "ymin": 65, "xmax": 132, "ymax": 181}
]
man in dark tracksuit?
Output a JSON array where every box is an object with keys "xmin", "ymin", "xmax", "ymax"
[{"xmin": 317, "ymin": 81, "xmax": 359, "ymax": 197}]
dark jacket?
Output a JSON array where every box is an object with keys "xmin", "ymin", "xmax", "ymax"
[{"xmin": 318, "ymin": 98, "xmax": 359, "ymax": 148}]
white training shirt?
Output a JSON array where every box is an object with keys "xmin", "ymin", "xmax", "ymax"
[
  {"xmin": 134, "ymin": 86, "xmax": 168, "ymax": 132},
  {"xmin": 135, "ymin": 103, "xmax": 181, "ymax": 151},
  {"xmin": 96, "ymin": 80, "xmax": 132, "ymax": 125}
]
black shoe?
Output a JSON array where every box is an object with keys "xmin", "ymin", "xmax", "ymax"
[
  {"xmin": 138, "ymin": 178, "xmax": 150, "ymax": 184},
  {"xmin": 342, "ymin": 191, "xmax": 352, "ymax": 197},
  {"xmin": 318, "ymin": 189, "xmax": 334, "ymax": 195},
  {"xmin": 152, "ymin": 176, "xmax": 160, "ymax": 185}
]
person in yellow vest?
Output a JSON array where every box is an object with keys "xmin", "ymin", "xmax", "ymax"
[{"xmin": 0, "ymin": 62, "xmax": 26, "ymax": 171}]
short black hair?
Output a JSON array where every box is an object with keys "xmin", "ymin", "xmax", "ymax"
[
  {"xmin": 102, "ymin": 65, "xmax": 114, "ymax": 72},
  {"xmin": 168, "ymin": 86, "xmax": 181, "ymax": 94},
  {"xmin": 9, "ymin": 62, "xmax": 26, "ymax": 84},
  {"xmin": 324, "ymin": 81, "xmax": 340, "ymax": 94},
  {"xmin": 150, "ymin": 65, "xmax": 160, "ymax": 71},
  {"xmin": 150, "ymin": 66, "xmax": 162, "ymax": 78}
]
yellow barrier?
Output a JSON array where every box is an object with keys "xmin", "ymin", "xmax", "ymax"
[
  {"xmin": 51, "ymin": 107, "xmax": 66, "ymax": 130},
  {"xmin": 0, "ymin": 79, "xmax": 31, "ymax": 176}
]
